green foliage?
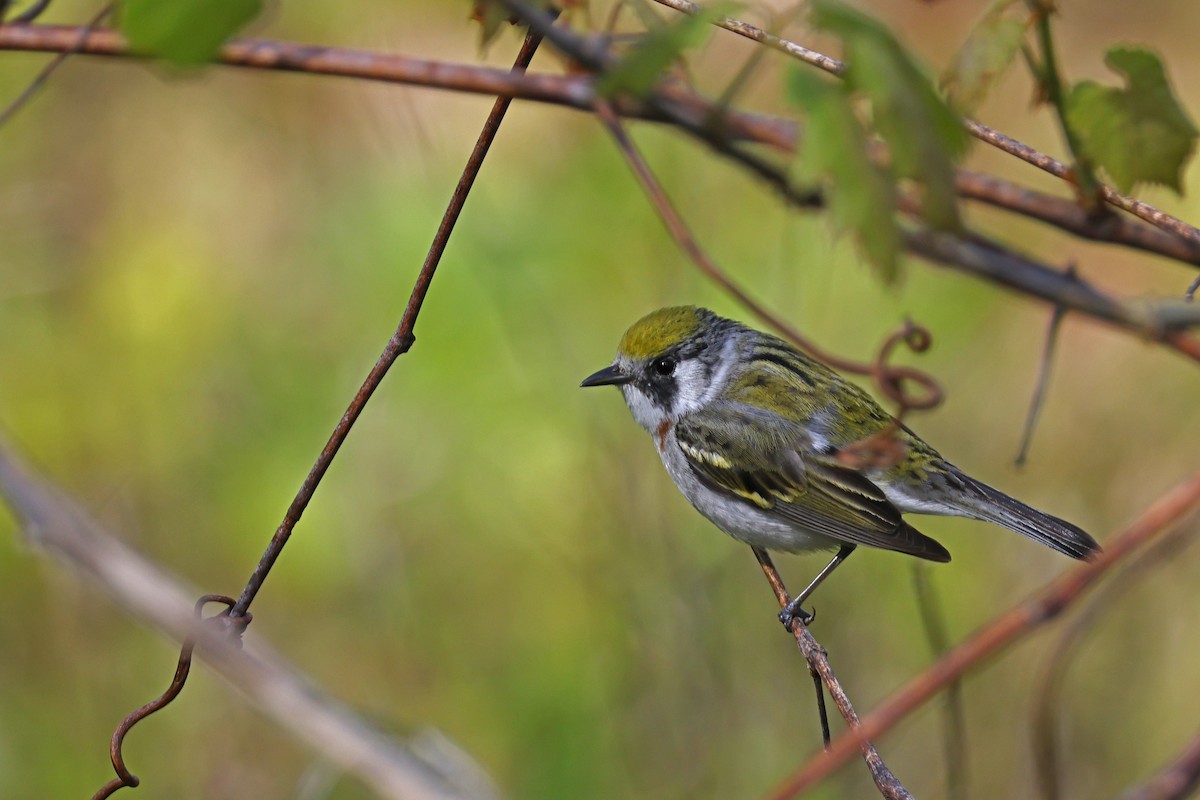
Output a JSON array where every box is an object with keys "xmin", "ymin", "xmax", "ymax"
[
  {"xmin": 596, "ymin": 4, "xmax": 730, "ymax": 97},
  {"xmin": 1066, "ymin": 46, "xmax": 1198, "ymax": 193},
  {"xmin": 942, "ymin": 0, "xmax": 1027, "ymax": 113},
  {"xmin": 787, "ymin": 69, "xmax": 899, "ymax": 281},
  {"xmin": 811, "ymin": 0, "xmax": 968, "ymax": 231},
  {"xmin": 474, "ymin": 0, "xmax": 513, "ymax": 52},
  {"xmin": 120, "ymin": 0, "xmax": 262, "ymax": 66}
]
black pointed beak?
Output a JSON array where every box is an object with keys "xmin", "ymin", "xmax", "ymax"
[{"xmin": 580, "ymin": 364, "xmax": 633, "ymax": 388}]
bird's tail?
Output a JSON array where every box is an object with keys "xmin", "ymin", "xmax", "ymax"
[{"xmin": 957, "ymin": 473, "xmax": 1100, "ymax": 560}]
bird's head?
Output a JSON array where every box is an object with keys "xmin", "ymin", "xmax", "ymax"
[{"xmin": 581, "ymin": 306, "xmax": 737, "ymax": 432}]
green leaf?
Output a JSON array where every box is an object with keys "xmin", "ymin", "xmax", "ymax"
[
  {"xmin": 787, "ymin": 68, "xmax": 900, "ymax": 281},
  {"xmin": 120, "ymin": 0, "xmax": 262, "ymax": 66},
  {"xmin": 1066, "ymin": 47, "xmax": 1198, "ymax": 193},
  {"xmin": 473, "ymin": 1, "xmax": 513, "ymax": 52},
  {"xmin": 811, "ymin": 0, "xmax": 967, "ymax": 230},
  {"xmin": 597, "ymin": 4, "xmax": 731, "ymax": 98},
  {"xmin": 942, "ymin": 0, "xmax": 1026, "ymax": 114}
]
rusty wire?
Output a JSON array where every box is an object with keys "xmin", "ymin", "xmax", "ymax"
[
  {"xmin": 91, "ymin": 595, "xmax": 249, "ymax": 800},
  {"xmin": 89, "ymin": 20, "xmax": 551, "ymax": 798}
]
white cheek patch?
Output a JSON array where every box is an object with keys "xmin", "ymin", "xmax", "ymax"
[
  {"xmin": 620, "ymin": 384, "xmax": 665, "ymax": 433},
  {"xmin": 673, "ymin": 335, "xmax": 737, "ymax": 416},
  {"xmin": 670, "ymin": 359, "xmax": 709, "ymax": 416}
]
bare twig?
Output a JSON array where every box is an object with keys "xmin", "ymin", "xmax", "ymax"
[
  {"xmin": 79, "ymin": 25, "xmax": 550, "ymax": 796},
  {"xmin": 595, "ymin": 98, "xmax": 943, "ymax": 422},
  {"xmin": 1031, "ymin": 521, "xmax": 1198, "ymax": 800},
  {"xmin": 1120, "ymin": 730, "xmax": 1200, "ymax": 800},
  {"xmin": 751, "ymin": 549, "xmax": 912, "ymax": 800},
  {"xmin": 4, "ymin": 19, "xmax": 1200, "ymax": 274},
  {"xmin": 1015, "ymin": 268, "xmax": 1071, "ymax": 467},
  {"xmin": 231, "ymin": 21, "xmax": 549, "ymax": 618},
  {"xmin": 0, "ymin": 3, "xmax": 111, "ymax": 127},
  {"xmin": 954, "ymin": 170, "xmax": 1200, "ymax": 267},
  {"xmin": 765, "ymin": 469, "xmax": 1200, "ymax": 800},
  {"xmin": 901, "ymin": 229, "xmax": 1200, "ymax": 365},
  {"xmin": 0, "ymin": 435, "xmax": 480, "ymax": 800},
  {"xmin": 648, "ymin": 0, "xmax": 1200, "ymax": 249},
  {"xmin": 599, "ymin": 96, "xmax": 912, "ymax": 798}
]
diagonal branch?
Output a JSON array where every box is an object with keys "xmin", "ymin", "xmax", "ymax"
[
  {"xmin": 764, "ymin": 468, "xmax": 1200, "ymax": 800},
  {"xmin": 492, "ymin": 0, "xmax": 1200, "ymax": 369},
  {"xmin": 1119, "ymin": 729, "xmax": 1200, "ymax": 800},
  {"xmin": 598, "ymin": 99, "xmax": 912, "ymax": 800},
  {"xmin": 2, "ymin": 22, "xmax": 1200, "ymax": 271},
  {"xmin": 230, "ymin": 18, "xmax": 548, "ymax": 619},
  {"xmin": 0, "ymin": 434, "xmax": 485, "ymax": 800},
  {"xmin": 647, "ymin": 0, "xmax": 1200, "ymax": 250}
]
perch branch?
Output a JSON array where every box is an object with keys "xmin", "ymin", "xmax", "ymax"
[
  {"xmin": 752, "ymin": 549, "xmax": 913, "ymax": 800},
  {"xmin": 765, "ymin": 468, "xmax": 1200, "ymax": 800},
  {"xmin": 599, "ymin": 99, "xmax": 912, "ymax": 799}
]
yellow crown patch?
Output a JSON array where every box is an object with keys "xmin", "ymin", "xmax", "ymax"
[{"xmin": 618, "ymin": 306, "xmax": 709, "ymax": 360}]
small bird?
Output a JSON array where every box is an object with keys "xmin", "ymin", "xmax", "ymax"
[{"xmin": 582, "ymin": 306, "xmax": 1100, "ymax": 625}]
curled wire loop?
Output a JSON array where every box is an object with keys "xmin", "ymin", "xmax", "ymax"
[{"xmin": 91, "ymin": 595, "xmax": 250, "ymax": 800}]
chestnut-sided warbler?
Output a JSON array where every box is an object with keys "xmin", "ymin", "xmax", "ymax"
[{"xmin": 582, "ymin": 306, "xmax": 1099, "ymax": 625}]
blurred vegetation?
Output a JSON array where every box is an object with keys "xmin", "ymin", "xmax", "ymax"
[{"xmin": 1, "ymin": 1, "xmax": 1199, "ymax": 798}]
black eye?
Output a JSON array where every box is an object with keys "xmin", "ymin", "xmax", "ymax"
[{"xmin": 651, "ymin": 356, "xmax": 677, "ymax": 377}]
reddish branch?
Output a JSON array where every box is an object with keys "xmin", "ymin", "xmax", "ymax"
[
  {"xmin": 2, "ymin": 22, "xmax": 1200, "ymax": 274},
  {"xmin": 599, "ymin": 99, "xmax": 915, "ymax": 798},
  {"xmin": 765, "ymin": 469, "xmax": 1200, "ymax": 800},
  {"xmin": 231, "ymin": 23, "xmax": 547, "ymax": 617},
  {"xmin": 1120, "ymin": 730, "xmax": 1200, "ymax": 800},
  {"xmin": 648, "ymin": 0, "xmax": 1200, "ymax": 251}
]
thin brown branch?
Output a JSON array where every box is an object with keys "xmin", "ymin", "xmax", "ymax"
[
  {"xmin": 1120, "ymin": 729, "xmax": 1200, "ymax": 800},
  {"xmin": 500, "ymin": 0, "xmax": 1200, "ymax": 368},
  {"xmin": 1015, "ymin": 272, "xmax": 1069, "ymax": 467},
  {"xmin": 231, "ymin": 22, "xmax": 548, "ymax": 618},
  {"xmin": 750, "ymin": 548, "xmax": 913, "ymax": 800},
  {"xmin": 901, "ymin": 229, "xmax": 1200, "ymax": 366},
  {"xmin": 0, "ymin": 22, "xmax": 795, "ymax": 147},
  {"xmin": 955, "ymin": 170, "xmax": 1200, "ymax": 267},
  {"xmin": 3, "ymin": 20, "xmax": 1200, "ymax": 274},
  {"xmin": 594, "ymin": 98, "xmax": 944, "ymax": 419},
  {"xmin": 0, "ymin": 434, "xmax": 480, "ymax": 800},
  {"xmin": 0, "ymin": 3, "xmax": 110, "ymax": 126},
  {"xmin": 1031, "ymin": 522, "xmax": 1198, "ymax": 800},
  {"xmin": 964, "ymin": 121, "xmax": 1200, "ymax": 248},
  {"xmin": 649, "ymin": 0, "xmax": 1200, "ymax": 249},
  {"xmin": 765, "ymin": 469, "xmax": 1200, "ymax": 800},
  {"xmin": 600, "ymin": 98, "xmax": 911, "ymax": 799}
]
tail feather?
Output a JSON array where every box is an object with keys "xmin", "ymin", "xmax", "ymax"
[{"xmin": 960, "ymin": 475, "xmax": 1100, "ymax": 560}]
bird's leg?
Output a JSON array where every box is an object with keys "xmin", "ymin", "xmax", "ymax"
[{"xmin": 778, "ymin": 544, "xmax": 857, "ymax": 629}]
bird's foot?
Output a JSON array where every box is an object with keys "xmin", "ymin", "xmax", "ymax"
[{"xmin": 778, "ymin": 602, "xmax": 814, "ymax": 630}]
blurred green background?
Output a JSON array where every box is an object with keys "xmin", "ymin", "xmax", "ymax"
[{"xmin": 2, "ymin": 1, "xmax": 1200, "ymax": 798}]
